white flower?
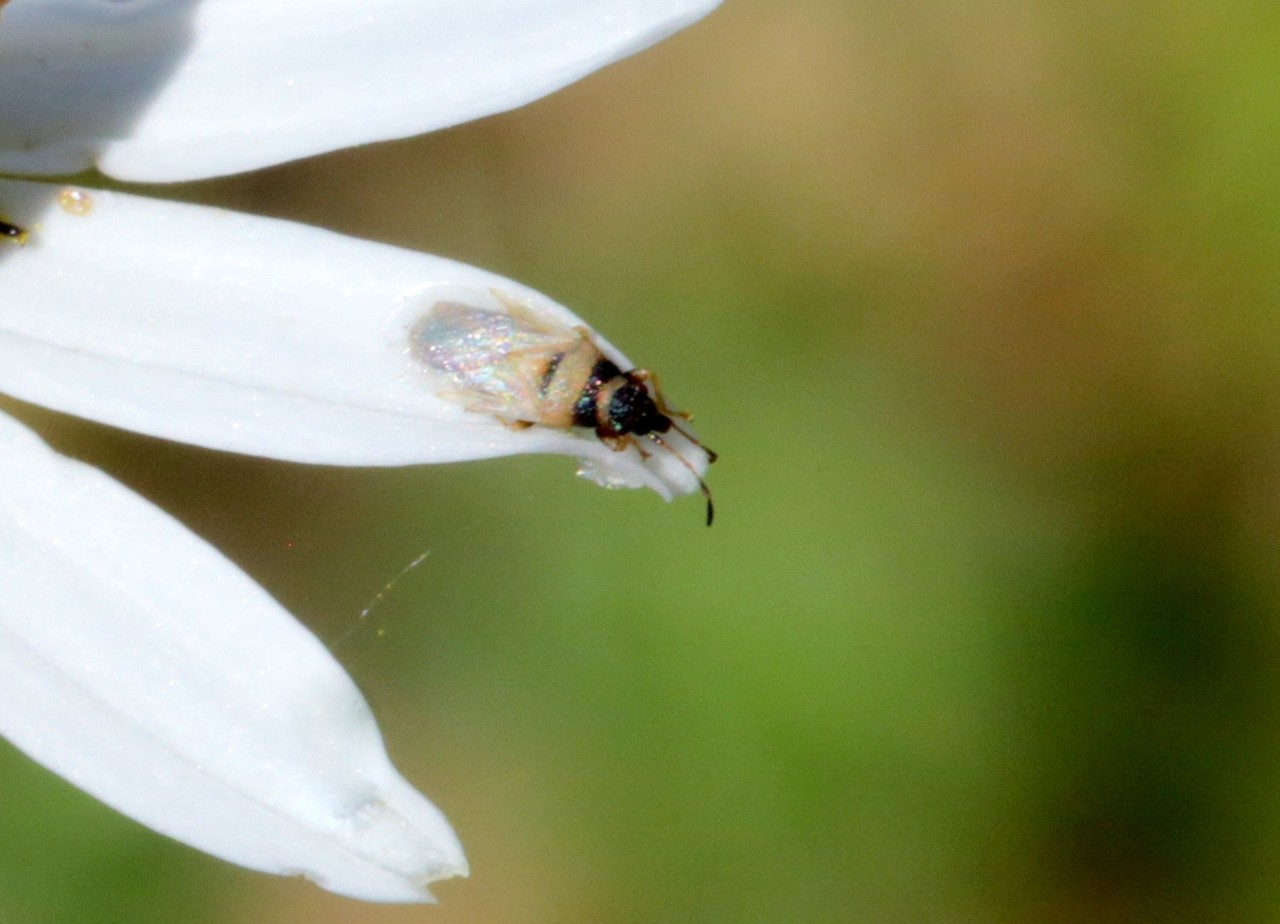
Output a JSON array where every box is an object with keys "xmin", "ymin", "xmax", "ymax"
[{"xmin": 0, "ymin": 0, "xmax": 718, "ymax": 902}]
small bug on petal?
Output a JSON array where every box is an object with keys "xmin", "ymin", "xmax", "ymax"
[
  {"xmin": 410, "ymin": 292, "xmax": 717, "ymax": 524},
  {"xmin": 0, "ymin": 217, "xmax": 28, "ymax": 245}
]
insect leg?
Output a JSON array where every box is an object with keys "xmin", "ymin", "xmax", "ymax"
[
  {"xmin": 629, "ymin": 368, "xmax": 691, "ymax": 421},
  {"xmin": 630, "ymin": 368, "xmax": 718, "ymax": 464},
  {"xmin": 601, "ymin": 433, "xmax": 641, "ymax": 455}
]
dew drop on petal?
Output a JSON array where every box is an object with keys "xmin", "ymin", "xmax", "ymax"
[{"xmin": 58, "ymin": 187, "xmax": 94, "ymax": 217}]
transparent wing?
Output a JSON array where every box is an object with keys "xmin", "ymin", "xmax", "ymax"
[{"xmin": 411, "ymin": 302, "xmax": 576, "ymax": 419}]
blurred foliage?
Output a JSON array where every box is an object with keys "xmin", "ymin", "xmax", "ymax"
[{"xmin": 10, "ymin": 0, "xmax": 1280, "ymax": 921}]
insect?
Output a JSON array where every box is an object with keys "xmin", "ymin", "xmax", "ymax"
[
  {"xmin": 0, "ymin": 217, "xmax": 27, "ymax": 245},
  {"xmin": 410, "ymin": 294, "xmax": 717, "ymax": 524}
]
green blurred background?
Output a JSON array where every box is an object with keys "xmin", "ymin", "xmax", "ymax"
[{"xmin": 10, "ymin": 1, "xmax": 1280, "ymax": 921}]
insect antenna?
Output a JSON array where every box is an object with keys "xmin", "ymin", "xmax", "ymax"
[
  {"xmin": 635, "ymin": 368, "xmax": 719, "ymax": 466},
  {"xmin": 647, "ymin": 433, "xmax": 716, "ymax": 526},
  {"xmin": 668, "ymin": 419, "xmax": 718, "ymax": 464}
]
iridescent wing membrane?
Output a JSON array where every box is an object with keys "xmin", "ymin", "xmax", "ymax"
[{"xmin": 412, "ymin": 301, "xmax": 581, "ymax": 423}]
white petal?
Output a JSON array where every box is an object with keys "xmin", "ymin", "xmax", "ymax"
[
  {"xmin": 0, "ymin": 410, "xmax": 467, "ymax": 900},
  {"xmin": 0, "ymin": 0, "xmax": 721, "ymax": 181},
  {"xmin": 0, "ymin": 180, "xmax": 711, "ymax": 501}
]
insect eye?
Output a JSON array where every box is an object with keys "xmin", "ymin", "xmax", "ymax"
[{"xmin": 609, "ymin": 384, "xmax": 668, "ymax": 435}]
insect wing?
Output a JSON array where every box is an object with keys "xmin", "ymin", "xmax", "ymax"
[{"xmin": 413, "ymin": 302, "xmax": 573, "ymax": 420}]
